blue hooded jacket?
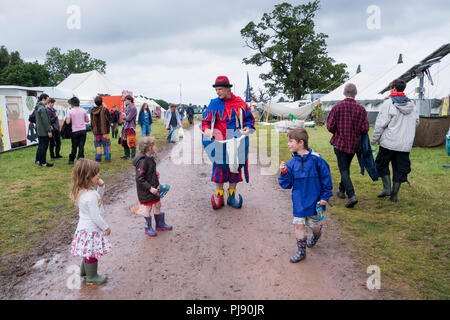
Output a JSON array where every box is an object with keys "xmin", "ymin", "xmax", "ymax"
[{"xmin": 278, "ymin": 149, "xmax": 333, "ymax": 218}]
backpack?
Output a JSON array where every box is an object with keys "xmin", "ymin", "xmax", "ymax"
[{"xmin": 28, "ymin": 110, "xmax": 36, "ymax": 124}]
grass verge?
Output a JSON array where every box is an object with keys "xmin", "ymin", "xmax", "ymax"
[
  {"xmin": 256, "ymin": 123, "xmax": 449, "ymax": 300},
  {"xmin": 0, "ymin": 119, "xmax": 191, "ymax": 270}
]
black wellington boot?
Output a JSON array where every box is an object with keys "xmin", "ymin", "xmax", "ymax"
[
  {"xmin": 290, "ymin": 237, "xmax": 307, "ymax": 263},
  {"xmin": 378, "ymin": 175, "xmax": 391, "ymax": 198},
  {"xmin": 390, "ymin": 182, "xmax": 401, "ymax": 202},
  {"xmin": 307, "ymin": 224, "xmax": 323, "ymax": 248}
]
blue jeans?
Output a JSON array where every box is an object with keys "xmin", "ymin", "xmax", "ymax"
[
  {"xmin": 141, "ymin": 123, "xmax": 151, "ymax": 137},
  {"xmin": 167, "ymin": 125, "xmax": 177, "ymax": 142}
]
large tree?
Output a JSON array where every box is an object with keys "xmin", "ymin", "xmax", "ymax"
[
  {"xmin": 45, "ymin": 47, "xmax": 107, "ymax": 86},
  {"xmin": 0, "ymin": 62, "xmax": 50, "ymax": 87},
  {"xmin": 0, "ymin": 46, "xmax": 24, "ymax": 73},
  {"xmin": 241, "ymin": 1, "xmax": 348, "ymax": 100}
]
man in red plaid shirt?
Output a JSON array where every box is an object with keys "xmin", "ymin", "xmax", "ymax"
[{"xmin": 326, "ymin": 83, "xmax": 369, "ymax": 208}]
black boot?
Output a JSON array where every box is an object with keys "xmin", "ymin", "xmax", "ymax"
[
  {"xmin": 377, "ymin": 175, "xmax": 391, "ymax": 198},
  {"xmin": 390, "ymin": 182, "xmax": 401, "ymax": 202},
  {"xmin": 290, "ymin": 237, "xmax": 307, "ymax": 263},
  {"xmin": 307, "ymin": 225, "xmax": 323, "ymax": 248},
  {"xmin": 345, "ymin": 195, "xmax": 358, "ymax": 208},
  {"xmin": 336, "ymin": 190, "xmax": 346, "ymax": 199}
]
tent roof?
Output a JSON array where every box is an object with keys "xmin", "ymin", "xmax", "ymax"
[
  {"xmin": 31, "ymin": 86, "xmax": 76, "ymax": 99},
  {"xmin": 57, "ymin": 70, "xmax": 122, "ymax": 100},
  {"xmin": 319, "ymin": 72, "xmax": 376, "ymax": 102},
  {"xmin": 321, "ymin": 43, "xmax": 450, "ymax": 102},
  {"xmin": 356, "ymin": 61, "xmax": 416, "ymax": 100}
]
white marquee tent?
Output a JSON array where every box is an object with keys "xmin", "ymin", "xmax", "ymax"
[{"xmin": 57, "ymin": 70, "xmax": 122, "ymax": 104}]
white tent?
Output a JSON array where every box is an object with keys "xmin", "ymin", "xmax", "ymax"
[
  {"xmin": 57, "ymin": 70, "xmax": 122, "ymax": 103},
  {"xmin": 318, "ymin": 71, "xmax": 376, "ymax": 102},
  {"xmin": 261, "ymin": 99, "xmax": 315, "ymax": 120},
  {"xmin": 148, "ymin": 99, "xmax": 161, "ymax": 108},
  {"xmin": 32, "ymin": 86, "xmax": 76, "ymax": 100},
  {"xmin": 357, "ymin": 61, "xmax": 416, "ymax": 100}
]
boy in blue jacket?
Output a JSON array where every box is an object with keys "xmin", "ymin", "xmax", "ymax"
[{"xmin": 279, "ymin": 128, "xmax": 333, "ymax": 263}]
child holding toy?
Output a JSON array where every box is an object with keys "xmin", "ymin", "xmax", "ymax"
[
  {"xmin": 132, "ymin": 136, "xmax": 172, "ymax": 237},
  {"xmin": 278, "ymin": 128, "xmax": 333, "ymax": 263}
]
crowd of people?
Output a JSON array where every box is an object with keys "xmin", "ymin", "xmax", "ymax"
[
  {"xmin": 32, "ymin": 94, "xmax": 169, "ymax": 167},
  {"xmin": 31, "ymin": 75, "xmax": 419, "ymax": 285}
]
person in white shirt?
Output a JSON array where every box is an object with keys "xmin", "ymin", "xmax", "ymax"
[{"xmin": 70, "ymin": 159, "xmax": 111, "ymax": 285}]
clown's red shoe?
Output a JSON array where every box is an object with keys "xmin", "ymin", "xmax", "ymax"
[{"xmin": 211, "ymin": 192, "xmax": 224, "ymax": 209}]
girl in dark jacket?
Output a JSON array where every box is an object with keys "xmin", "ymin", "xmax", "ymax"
[{"xmin": 132, "ymin": 136, "xmax": 172, "ymax": 237}]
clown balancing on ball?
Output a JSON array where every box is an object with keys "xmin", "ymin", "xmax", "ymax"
[{"xmin": 201, "ymin": 76, "xmax": 255, "ymax": 209}]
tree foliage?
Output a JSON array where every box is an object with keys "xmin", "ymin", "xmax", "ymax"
[
  {"xmin": 45, "ymin": 47, "xmax": 107, "ymax": 86},
  {"xmin": 0, "ymin": 62, "xmax": 50, "ymax": 87},
  {"xmin": 0, "ymin": 45, "xmax": 24, "ymax": 74},
  {"xmin": 241, "ymin": 1, "xmax": 348, "ymax": 100}
]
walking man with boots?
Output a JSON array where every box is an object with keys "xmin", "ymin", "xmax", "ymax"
[
  {"xmin": 201, "ymin": 76, "xmax": 255, "ymax": 209},
  {"xmin": 327, "ymin": 83, "xmax": 369, "ymax": 208},
  {"xmin": 371, "ymin": 79, "xmax": 419, "ymax": 202}
]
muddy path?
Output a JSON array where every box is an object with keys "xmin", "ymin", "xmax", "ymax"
[{"xmin": 3, "ymin": 126, "xmax": 388, "ymax": 300}]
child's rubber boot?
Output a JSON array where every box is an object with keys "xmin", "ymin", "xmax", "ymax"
[
  {"xmin": 390, "ymin": 182, "xmax": 401, "ymax": 202},
  {"xmin": 155, "ymin": 212, "xmax": 172, "ymax": 231},
  {"xmin": 290, "ymin": 237, "xmax": 307, "ymax": 263},
  {"xmin": 226, "ymin": 189, "xmax": 243, "ymax": 209},
  {"xmin": 79, "ymin": 259, "xmax": 86, "ymax": 277},
  {"xmin": 144, "ymin": 217, "xmax": 157, "ymax": 237},
  {"xmin": 307, "ymin": 224, "xmax": 323, "ymax": 248},
  {"xmin": 377, "ymin": 175, "xmax": 391, "ymax": 198},
  {"xmin": 84, "ymin": 261, "xmax": 107, "ymax": 285},
  {"xmin": 211, "ymin": 190, "xmax": 224, "ymax": 210}
]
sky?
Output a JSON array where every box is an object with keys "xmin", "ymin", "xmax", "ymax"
[{"xmin": 0, "ymin": 0, "xmax": 449, "ymax": 104}]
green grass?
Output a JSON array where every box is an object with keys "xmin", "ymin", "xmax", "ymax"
[
  {"xmin": 0, "ymin": 119, "xmax": 191, "ymax": 269},
  {"xmin": 256, "ymin": 123, "xmax": 449, "ymax": 299}
]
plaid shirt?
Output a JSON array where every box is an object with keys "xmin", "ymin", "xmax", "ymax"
[{"xmin": 327, "ymin": 98, "xmax": 369, "ymax": 154}]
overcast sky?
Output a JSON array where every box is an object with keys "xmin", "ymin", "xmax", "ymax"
[{"xmin": 0, "ymin": 0, "xmax": 448, "ymax": 104}]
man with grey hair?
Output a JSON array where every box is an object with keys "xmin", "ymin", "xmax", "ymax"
[{"xmin": 327, "ymin": 83, "xmax": 369, "ymax": 208}]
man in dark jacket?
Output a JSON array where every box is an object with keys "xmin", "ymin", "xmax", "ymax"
[
  {"xmin": 35, "ymin": 94, "xmax": 54, "ymax": 167},
  {"xmin": 46, "ymin": 98, "xmax": 62, "ymax": 159},
  {"xmin": 186, "ymin": 103, "xmax": 195, "ymax": 125},
  {"xmin": 91, "ymin": 96, "xmax": 111, "ymax": 162},
  {"xmin": 327, "ymin": 83, "xmax": 369, "ymax": 208}
]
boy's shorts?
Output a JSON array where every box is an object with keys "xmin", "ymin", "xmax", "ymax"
[{"xmin": 293, "ymin": 215, "xmax": 320, "ymax": 229}]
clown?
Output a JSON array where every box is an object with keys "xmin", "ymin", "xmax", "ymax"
[{"xmin": 202, "ymin": 76, "xmax": 255, "ymax": 209}]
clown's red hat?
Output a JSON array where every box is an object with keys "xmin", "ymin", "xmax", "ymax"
[{"xmin": 212, "ymin": 76, "xmax": 233, "ymax": 88}]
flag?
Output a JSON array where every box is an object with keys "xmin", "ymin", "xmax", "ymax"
[{"xmin": 245, "ymin": 72, "xmax": 251, "ymax": 103}]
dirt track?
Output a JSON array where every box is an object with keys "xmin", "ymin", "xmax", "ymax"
[{"xmin": 3, "ymin": 126, "xmax": 385, "ymax": 299}]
